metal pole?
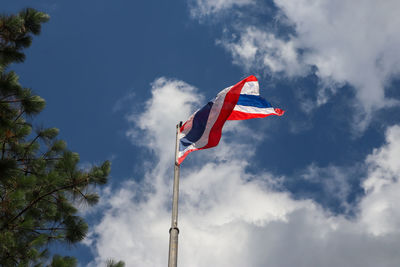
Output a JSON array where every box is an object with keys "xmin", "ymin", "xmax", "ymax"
[{"xmin": 168, "ymin": 123, "xmax": 181, "ymax": 267}]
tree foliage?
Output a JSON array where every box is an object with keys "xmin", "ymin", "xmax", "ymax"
[
  {"xmin": 106, "ymin": 259, "xmax": 125, "ymax": 267},
  {"xmin": 0, "ymin": 8, "xmax": 111, "ymax": 266}
]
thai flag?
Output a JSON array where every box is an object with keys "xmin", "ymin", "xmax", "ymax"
[{"xmin": 177, "ymin": 75, "xmax": 284, "ymax": 164}]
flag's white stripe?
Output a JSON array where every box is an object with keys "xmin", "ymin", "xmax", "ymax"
[
  {"xmin": 178, "ymin": 80, "xmax": 260, "ymax": 158},
  {"xmin": 240, "ymin": 81, "xmax": 259, "ymax": 95},
  {"xmin": 178, "ymin": 86, "xmax": 231, "ymax": 157},
  {"xmin": 233, "ymin": 105, "xmax": 277, "ymax": 115}
]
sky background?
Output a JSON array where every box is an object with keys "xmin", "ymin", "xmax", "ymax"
[{"xmin": 3, "ymin": 0, "xmax": 400, "ymax": 266}]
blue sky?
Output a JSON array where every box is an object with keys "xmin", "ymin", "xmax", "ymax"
[{"xmin": 3, "ymin": 0, "xmax": 400, "ymax": 266}]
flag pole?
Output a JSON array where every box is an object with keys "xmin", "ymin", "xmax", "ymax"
[{"xmin": 168, "ymin": 122, "xmax": 182, "ymax": 267}]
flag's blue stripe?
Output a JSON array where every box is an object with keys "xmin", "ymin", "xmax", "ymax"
[
  {"xmin": 236, "ymin": 94, "xmax": 272, "ymax": 108},
  {"xmin": 180, "ymin": 101, "xmax": 214, "ymax": 150}
]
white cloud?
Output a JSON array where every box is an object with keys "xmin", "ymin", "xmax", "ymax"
[
  {"xmin": 277, "ymin": 0, "xmax": 400, "ymax": 130},
  {"xmin": 299, "ymin": 163, "xmax": 356, "ymax": 212},
  {"xmin": 219, "ymin": 27, "xmax": 306, "ymax": 77},
  {"xmin": 360, "ymin": 125, "xmax": 400, "ymax": 236},
  {"xmin": 212, "ymin": 0, "xmax": 400, "ymax": 130},
  {"xmin": 190, "ymin": 0, "xmax": 255, "ymax": 17},
  {"xmin": 112, "ymin": 91, "xmax": 136, "ymax": 113},
  {"xmin": 87, "ymin": 79, "xmax": 400, "ymax": 267},
  {"xmin": 126, "ymin": 77, "xmax": 202, "ymax": 169}
]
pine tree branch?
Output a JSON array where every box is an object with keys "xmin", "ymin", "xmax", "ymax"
[
  {"xmin": 19, "ymin": 227, "xmax": 66, "ymax": 231},
  {"xmin": 13, "ymin": 109, "xmax": 25, "ymax": 122},
  {"xmin": 3, "ymin": 251, "xmax": 19, "ymax": 265},
  {"xmin": 0, "ymin": 98, "xmax": 23, "ymax": 103},
  {"xmin": 15, "ymin": 168, "xmax": 39, "ymax": 176},
  {"xmin": 0, "ymin": 93, "xmax": 17, "ymax": 101},
  {"xmin": 16, "ymin": 157, "xmax": 63, "ymax": 162},
  {"xmin": 1, "ymin": 140, "xmax": 6, "ymax": 159},
  {"xmin": 21, "ymin": 133, "xmax": 41, "ymax": 160},
  {"xmin": 38, "ymin": 227, "xmax": 66, "ymax": 231},
  {"xmin": 75, "ymin": 188, "xmax": 86, "ymax": 200},
  {"xmin": 40, "ymin": 197, "xmax": 56, "ymax": 208},
  {"xmin": 1, "ymin": 180, "xmax": 86, "ymax": 230}
]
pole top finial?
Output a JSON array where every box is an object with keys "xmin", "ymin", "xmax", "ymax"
[{"xmin": 177, "ymin": 121, "xmax": 182, "ymax": 129}]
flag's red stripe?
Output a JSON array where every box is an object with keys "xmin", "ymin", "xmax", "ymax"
[
  {"xmin": 242, "ymin": 75, "xmax": 258, "ymax": 82},
  {"xmin": 177, "ymin": 75, "xmax": 260, "ymax": 165},
  {"xmin": 228, "ymin": 108, "xmax": 285, "ymax": 120},
  {"xmin": 203, "ymin": 76, "xmax": 255, "ymax": 149},
  {"xmin": 228, "ymin": 112, "xmax": 276, "ymax": 120},
  {"xmin": 177, "ymin": 148, "xmax": 196, "ymax": 164}
]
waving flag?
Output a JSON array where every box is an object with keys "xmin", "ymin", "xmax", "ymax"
[{"xmin": 177, "ymin": 75, "xmax": 284, "ymax": 164}]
